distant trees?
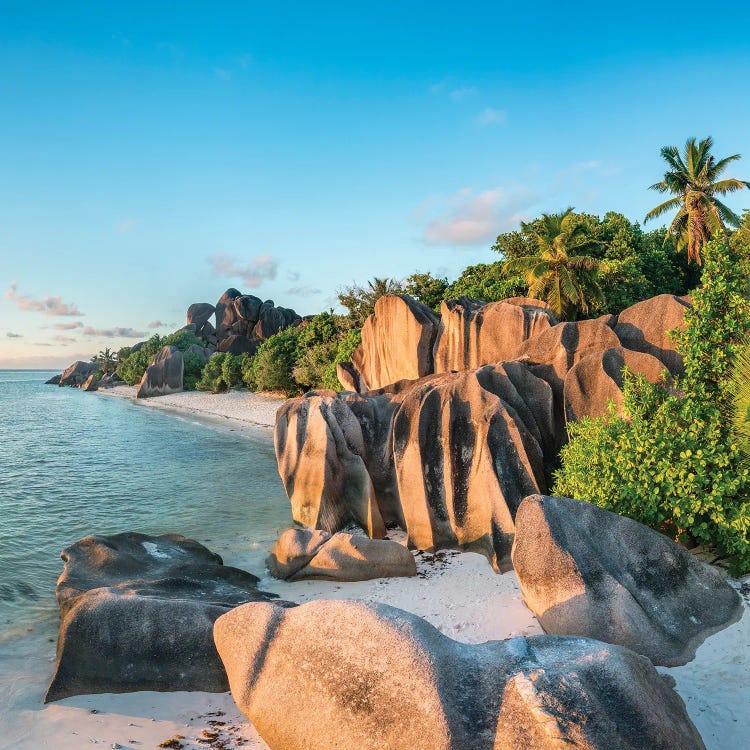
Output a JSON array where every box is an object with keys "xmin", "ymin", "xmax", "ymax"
[
  {"xmin": 501, "ymin": 209, "xmax": 604, "ymax": 319},
  {"xmin": 91, "ymin": 347, "xmax": 116, "ymax": 374},
  {"xmin": 645, "ymin": 136, "xmax": 750, "ymax": 264}
]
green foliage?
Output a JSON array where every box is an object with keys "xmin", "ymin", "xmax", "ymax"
[
  {"xmin": 221, "ymin": 353, "xmax": 244, "ymax": 389},
  {"xmin": 444, "ymin": 262, "xmax": 525, "ymax": 303},
  {"xmin": 196, "ymin": 353, "xmax": 227, "ymax": 393},
  {"xmin": 403, "ymin": 272, "xmax": 449, "ymax": 311},
  {"xmin": 248, "ymin": 327, "xmax": 302, "ymax": 395},
  {"xmin": 554, "ymin": 240, "xmax": 750, "ymax": 573},
  {"xmin": 645, "ymin": 136, "xmax": 750, "ymax": 264},
  {"xmin": 116, "ymin": 329, "xmax": 203, "ymax": 386},
  {"xmin": 502, "ymin": 208, "xmax": 604, "ymax": 319},
  {"xmin": 730, "ymin": 342, "xmax": 750, "ymax": 467},
  {"xmin": 338, "ymin": 277, "xmax": 404, "ymax": 325},
  {"xmin": 182, "ymin": 352, "xmax": 204, "ymax": 391}
]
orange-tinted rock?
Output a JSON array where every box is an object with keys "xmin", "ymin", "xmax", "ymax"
[
  {"xmin": 433, "ymin": 298, "xmax": 557, "ymax": 374},
  {"xmin": 343, "ymin": 294, "xmax": 440, "ymax": 391},
  {"xmin": 614, "ymin": 294, "xmax": 691, "ymax": 376},
  {"xmin": 563, "ymin": 346, "xmax": 668, "ymax": 423}
]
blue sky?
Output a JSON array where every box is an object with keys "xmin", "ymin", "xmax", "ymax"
[{"xmin": 2, "ymin": 1, "xmax": 750, "ymax": 367}]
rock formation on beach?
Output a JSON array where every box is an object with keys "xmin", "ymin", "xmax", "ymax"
[
  {"xmin": 511, "ymin": 495, "xmax": 743, "ymax": 666},
  {"xmin": 45, "ymin": 532, "xmax": 288, "ymax": 702},
  {"xmin": 57, "ymin": 360, "xmax": 100, "ymax": 387},
  {"xmin": 268, "ymin": 528, "xmax": 417, "ymax": 581},
  {"xmin": 136, "ymin": 345, "xmax": 184, "ymax": 397},
  {"xmin": 214, "ymin": 599, "xmax": 707, "ymax": 750}
]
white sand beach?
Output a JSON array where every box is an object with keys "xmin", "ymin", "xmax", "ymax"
[{"xmin": 2, "ymin": 388, "xmax": 748, "ymax": 750}]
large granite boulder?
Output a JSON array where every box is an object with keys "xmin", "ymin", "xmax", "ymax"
[
  {"xmin": 614, "ymin": 294, "xmax": 691, "ymax": 376},
  {"xmin": 433, "ymin": 297, "xmax": 557, "ymax": 373},
  {"xmin": 342, "ymin": 294, "xmax": 441, "ymax": 392},
  {"xmin": 80, "ymin": 373, "xmax": 99, "ymax": 391},
  {"xmin": 136, "ymin": 345, "xmax": 183, "ymax": 398},
  {"xmin": 214, "ymin": 288, "xmax": 244, "ymax": 340},
  {"xmin": 275, "ymin": 393, "xmax": 386, "ymax": 538},
  {"xmin": 268, "ymin": 528, "xmax": 416, "ymax": 581},
  {"xmin": 186, "ymin": 302, "xmax": 216, "ymax": 331},
  {"xmin": 563, "ymin": 346, "xmax": 668, "ymax": 423},
  {"xmin": 45, "ymin": 532, "xmax": 285, "ymax": 702},
  {"xmin": 214, "ymin": 599, "xmax": 706, "ymax": 750},
  {"xmin": 253, "ymin": 303, "xmax": 301, "ymax": 340},
  {"xmin": 216, "ymin": 334, "xmax": 259, "ymax": 356},
  {"xmin": 392, "ymin": 366, "xmax": 547, "ymax": 569},
  {"xmin": 58, "ymin": 360, "xmax": 100, "ymax": 387},
  {"xmin": 511, "ymin": 495, "xmax": 743, "ymax": 666},
  {"xmin": 233, "ymin": 294, "xmax": 263, "ymax": 325}
]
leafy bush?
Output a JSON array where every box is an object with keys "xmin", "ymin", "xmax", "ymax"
[
  {"xmin": 197, "ymin": 353, "xmax": 227, "ymax": 392},
  {"xmin": 182, "ymin": 351, "xmax": 204, "ymax": 391},
  {"xmin": 444, "ymin": 262, "xmax": 525, "ymax": 303},
  {"xmin": 248, "ymin": 327, "xmax": 302, "ymax": 395},
  {"xmin": 403, "ymin": 272, "xmax": 449, "ymax": 310},
  {"xmin": 554, "ymin": 240, "xmax": 750, "ymax": 573},
  {"xmin": 116, "ymin": 329, "xmax": 203, "ymax": 386},
  {"xmin": 221, "ymin": 353, "xmax": 244, "ymax": 389}
]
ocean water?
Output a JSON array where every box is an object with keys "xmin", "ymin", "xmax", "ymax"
[{"xmin": 0, "ymin": 370, "xmax": 292, "ymax": 640}]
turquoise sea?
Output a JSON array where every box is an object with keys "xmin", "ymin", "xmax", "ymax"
[{"xmin": 0, "ymin": 370, "xmax": 292, "ymax": 640}]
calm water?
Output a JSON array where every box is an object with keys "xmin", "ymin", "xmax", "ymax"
[{"xmin": 0, "ymin": 370, "xmax": 292, "ymax": 640}]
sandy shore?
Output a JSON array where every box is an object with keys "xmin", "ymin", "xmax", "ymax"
[
  {"xmin": 96, "ymin": 385, "xmax": 285, "ymax": 435},
  {"xmin": 2, "ymin": 386, "xmax": 748, "ymax": 749}
]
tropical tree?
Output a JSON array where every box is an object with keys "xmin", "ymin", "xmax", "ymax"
[
  {"xmin": 645, "ymin": 136, "xmax": 750, "ymax": 265},
  {"xmin": 501, "ymin": 208, "xmax": 604, "ymax": 319},
  {"xmin": 91, "ymin": 347, "xmax": 117, "ymax": 374},
  {"xmin": 338, "ymin": 277, "xmax": 404, "ymax": 324}
]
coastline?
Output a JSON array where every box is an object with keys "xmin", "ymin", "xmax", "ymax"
[{"xmin": 2, "ymin": 384, "xmax": 748, "ymax": 749}]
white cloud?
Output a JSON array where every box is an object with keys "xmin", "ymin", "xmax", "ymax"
[
  {"xmin": 53, "ymin": 322, "xmax": 84, "ymax": 330},
  {"xmin": 52, "ymin": 334, "xmax": 77, "ymax": 344},
  {"xmin": 148, "ymin": 320, "xmax": 170, "ymax": 329},
  {"xmin": 476, "ymin": 107, "xmax": 507, "ymax": 126},
  {"xmin": 430, "ymin": 80, "xmax": 478, "ymax": 101},
  {"xmin": 287, "ymin": 285, "xmax": 322, "ymax": 297},
  {"xmin": 5, "ymin": 282, "xmax": 84, "ymax": 317},
  {"xmin": 421, "ymin": 187, "xmax": 536, "ymax": 245},
  {"xmin": 209, "ymin": 252, "xmax": 278, "ymax": 288},
  {"xmin": 82, "ymin": 326, "xmax": 146, "ymax": 338}
]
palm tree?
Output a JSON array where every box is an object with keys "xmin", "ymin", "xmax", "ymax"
[
  {"xmin": 91, "ymin": 347, "xmax": 117, "ymax": 374},
  {"xmin": 502, "ymin": 208, "xmax": 604, "ymax": 319},
  {"xmin": 645, "ymin": 137, "xmax": 749, "ymax": 265},
  {"xmin": 338, "ymin": 276, "xmax": 405, "ymax": 324}
]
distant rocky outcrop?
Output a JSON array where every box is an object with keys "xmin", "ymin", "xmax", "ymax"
[
  {"xmin": 136, "ymin": 345, "xmax": 184, "ymax": 398},
  {"xmin": 45, "ymin": 374, "xmax": 61, "ymax": 384},
  {"xmin": 276, "ymin": 362, "xmax": 554, "ymax": 570},
  {"xmin": 614, "ymin": 294, "xmax": 692, "ymax": 376},
  {"xmin": 80, "ymin": 373, "xmax": 99, "ymax": 391},
  {"xmin": 268, "ymin": 528, "xmax": 416, "ymax": 581},
  {"xmin": 46, "ymin": 532, "xmax": 286, "ymax": 702},
  {"xmin": 433, "ymin": 297, "xmax": 557, "ymax": 374},
  {"xmin": 58, "ymin": 360, "xmax": 100, "ymax": 387},
  {"xmin": 512, "ymin": 495, "xmax": 743, "ymax": 666},
  {"xmin": 214, "ymin": 599, "xmax": 706, "ymax": 750}
]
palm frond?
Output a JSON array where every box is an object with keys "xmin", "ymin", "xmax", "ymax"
[{"xmin": 644, "ymin": 196, "xmax": 682, "ymax": 223}]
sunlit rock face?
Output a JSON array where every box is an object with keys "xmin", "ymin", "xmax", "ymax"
[
  {"xmin": 512, "ymin": 495, "xmax": 743, "ymax": 666},
  {"xmin": 563, "ymin": 345, "xmax": 668, "ymax": 423},
  {"xmin": 614, "ymin": 294, "xmax": 692, "ymax": 376},
  {"xmin": 347, "ymin": 294, "xmax": 441, "ymax": 392},
  {"xmin": 433, "ymin": 297, "xmax": 557, "ymax": 374},
  {"xmin": 136, "ymin": 345, "xmax": 184, "ymax": 398},
  {"xmin": 275, "ymin": 363, "xmax": 553, "ymax": 570},
  {"xmin": 214, "ymin": 599, "xmax": 707, "ymax": 750}
]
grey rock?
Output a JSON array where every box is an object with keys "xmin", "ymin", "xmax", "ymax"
[
  {"xmin": 59, "ymin": 360, "xmax": 100, "ymax": 387},
  {"xmin": 46, "ymin": 532, "xmax": 287, "ymax": 702},
  {"xmin": 136, "ymin": 345, "xmax": 183, "ymax": 398},
  {"xmin": 186, "ymin": 302, "xmax": 216, "ymax": 330},
  {"xmin": 234, "ymin": 294, "xmax": 263, "ymax": 323},
  {"xmin": 511, "ymin": 494, "xmax": 743, "ymax": 666},
  {"xmin": 80, "ymin": 373, "xmax": 99, "ymax": 391},
  {"xmin": 45, "ymin": 374, "xmax": 61, "ymax": 385},
  {"xmin": 216, "ymin": 334, "xmax": 259, "ymax": 356},
  {"xmin": 214, "ymin": 288, "xmax": 244, "ymax": 340},
  {"xmin": 214, "ymin": 599, "xmax": 706, "ymax": 750}
]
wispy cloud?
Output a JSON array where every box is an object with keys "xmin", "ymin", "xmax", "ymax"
[
  {"xmin": 5, "ymin": 282, "xmax": 84, "ymax": 317},
  {"xmin": 52, "ymin": 334, "xmax": 77, "ymax": 344},
  {"xmin": 287, "ymin": 270, "xmax": 301, "ymax": 282},
  {"xmin": 6, "ymin": 332, "xmax": 22, "ymax": 338},
  {"xmin": 209, "ymin": 252, "xmax": 278, "ymax": 288},
  {"xmin": 288, "ymin": 285, "xmax": 322, "ymax": 296},
  {"xmin": 429, "ymin": 80, "xmax": 478, "ymax": 101},
  {"xmin": 52, "ymin": 322, "xmax": 84, "ymax": 330},
  {"xmin": 148, "ymin": 320, "xmax": 169, "ymax": 329},
  {"xmin": 476, "ymin": 107, "xmax": 507, "ymax": 126},
  {"xmin": 421, "ymin": 186, "xmax": 536, "ymax": 245},
  {"xmin": 82, "ymin": 326, "xmax": 146, "ymax": 338}
]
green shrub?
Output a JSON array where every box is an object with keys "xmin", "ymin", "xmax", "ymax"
[
  {"xmin": 117, "ymin": 329, "xmax": 203, "ymax": 386},
  {"xmin": 554, "ymin": 240, "xmax": 750, "ymax": 573},
  {"xmin": 197, "ymin": 353, "xmax": 227, "ymax": 393},
  {"xmin": 221, "ymin": 353, "xmax": 244, "ymax": 389},
  {"xmin": 444, "ymin": 262, "xmax": 525, "ymax": 303},
  {"xmin": 249, "ymin": 328, "xmax": 302, "ymax": 395},
  {"xmin": 182, "ymin": 351, "xmax": 204, "ymax": 391}
]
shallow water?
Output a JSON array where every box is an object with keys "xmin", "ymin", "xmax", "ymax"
[{"xmin": 0, "ymin": 370, "xmax": 292, "ymax": 639}]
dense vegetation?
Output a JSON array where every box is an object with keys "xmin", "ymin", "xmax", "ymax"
[
  {"xmin": 554, "ymin": 240, "xmax": 750, "ymax": 573},
  {"xmin": 117, "ymin": 329, "xmax": 204, "ymax": 388}
]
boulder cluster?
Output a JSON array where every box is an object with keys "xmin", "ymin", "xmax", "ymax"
[{"xmin": 276, "ymin": 292, "xmax": 689, "ymax": 569}]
